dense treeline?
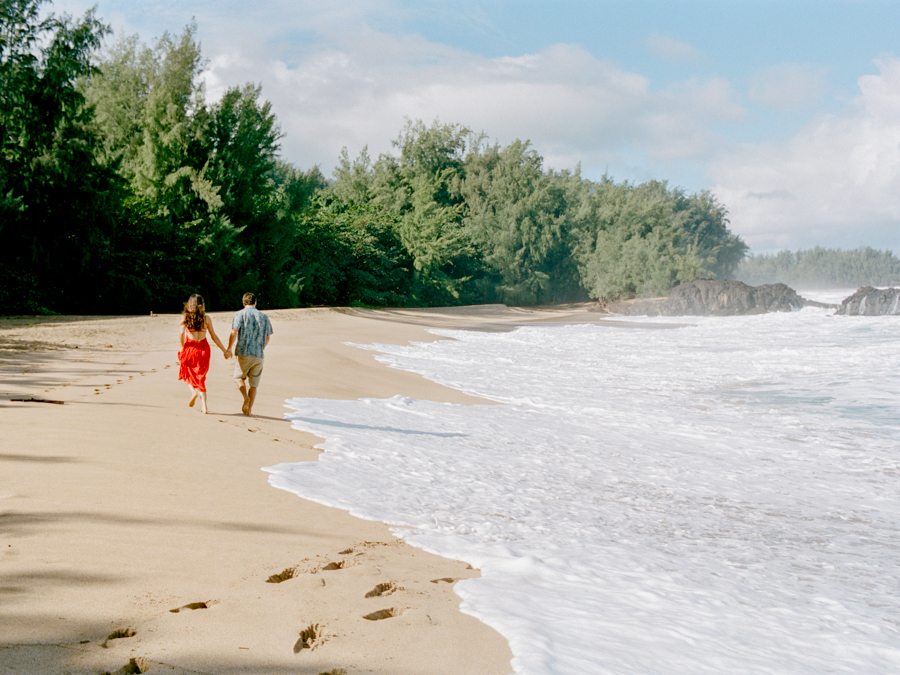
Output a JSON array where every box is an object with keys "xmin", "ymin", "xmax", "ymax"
[
  {"xmin": 0, "ymin": 1, "xmax": 747, "ymax": 314},
  {"xmin": 735, "ymin": 247, "xmax": 900, "ymax": 288},
  {"xmin": 325, "ymin": 125, "xmax": 747, "ymax": 306}
]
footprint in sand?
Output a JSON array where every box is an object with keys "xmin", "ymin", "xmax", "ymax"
[
  {"xmin": 365, "ymin": 582, "xmax": 400, "ymax": 598},
  {"xmin": 169, "ymin": 601, "xmax": 211, "ymax": 613},
  {"xmin": 101, "ymin": 628, "xmax": 136, "ymax": 648},
  {"xmin": 264, "ymin": 552, "xmax": 353, "ymax": 586},
  {"xmin": 266, "ymin": 568, "xmax": 297, "ymax": 584},
  {"xmin": 293, "ymin": 623, "xmax": 328, "ymax": 652},
  {"xmin": 363, "ymin": 608, "xmax": 397, "ymax": 621},
  {"xmin": 105, "ymin": 656, "xmax": 150, "ymax": 674}
]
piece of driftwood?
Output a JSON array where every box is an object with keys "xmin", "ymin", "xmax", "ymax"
[{"xmin": 10, "ymin": 397, "xmax": 64, "ymax": 405}]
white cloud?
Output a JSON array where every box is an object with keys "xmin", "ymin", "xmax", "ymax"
[
  {"xmin": 712, "ymin": 58, "xmax": 900, "ymax": 251},
  {"xmin": 748, "ymin": 63, "xmax": 827, "ymax": 111},
  {"xmin": 196, "ymin": 28, "xmax": 743, "ymax": 181},
  {"xmin": 646, "ymin": 32, "xmax": 702, "ymax": 63}
]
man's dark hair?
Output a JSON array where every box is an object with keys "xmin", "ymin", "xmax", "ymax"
[{"xmin": 242, "ymin": 293, "xmax": 256, "ymax": 306}]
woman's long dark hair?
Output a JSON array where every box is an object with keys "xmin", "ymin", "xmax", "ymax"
[{"xmin": 182, "ymin": 294, "xmax": 206, "ymax": 331}]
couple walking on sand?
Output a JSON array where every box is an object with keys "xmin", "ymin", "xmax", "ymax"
[{"xmin": 177, "ymin": 292, "xmax": 274, "ymax": 415}]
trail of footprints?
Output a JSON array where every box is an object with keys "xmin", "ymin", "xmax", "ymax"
[
  {"xmin": 92, "ymin": 601, "xmax": 215, "ymax": 674},
  {"xmin": 268, "ymin": 544, "xmax": 407, "ymax": 637},
  {"xmin": 265, "ymin": 541, "xmax": 467, "ymax": 662},
  {"xmin": 93, "ymin": 367, "xmax": 163, "ymax": 394},
  {"xmin": 98, "ymin": 542, "xmax": 457, "ymax": 675}
]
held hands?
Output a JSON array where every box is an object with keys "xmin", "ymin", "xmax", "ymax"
[{"xmin": 223, "ymin": 349, "xmax": 232, "ymax": 360}]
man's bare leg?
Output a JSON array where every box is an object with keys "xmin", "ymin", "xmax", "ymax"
[
  {"xmin": 236, "ymin": 379, "xmax": 250, "ymax": 415},
  {"xmin": 245, "ymin": 386, "xmax": 258, "ymax": 416}
]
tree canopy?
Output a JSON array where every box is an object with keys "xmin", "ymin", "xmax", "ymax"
[{"xmin": 1, "ymin": 0, "xmax": 116, "ymax": 312}]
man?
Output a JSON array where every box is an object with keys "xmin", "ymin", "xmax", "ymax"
[{"xmin": 224, "ymin": 293, "xmax": 273, "ymax": 416}]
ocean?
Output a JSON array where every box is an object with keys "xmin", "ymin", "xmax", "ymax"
[{"xmin": 266, "ymin": 291, "xmax": 900, "ymax": 674}]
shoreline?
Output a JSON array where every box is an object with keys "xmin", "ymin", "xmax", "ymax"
[{"xmin": 0, "ymin": 303, "xmax": 611, "ymax": 675}]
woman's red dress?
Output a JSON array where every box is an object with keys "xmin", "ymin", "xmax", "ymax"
[{"xmin": 178, "ymin": 329, "xmax": 211, "ymax": 391}]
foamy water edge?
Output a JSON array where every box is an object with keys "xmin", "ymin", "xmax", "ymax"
[{"xmin": 267, "ymin": 300, "xmax": 900, "ymax": 674}]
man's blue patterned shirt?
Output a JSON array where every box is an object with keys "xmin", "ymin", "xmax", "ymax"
[{"xmin": 232, "ymin": 305, "xmax": 273, "ymax": 357}]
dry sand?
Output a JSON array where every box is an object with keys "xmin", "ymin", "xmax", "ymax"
[{"xmin": 0, "ymin": 304, "xmax": 608, "ymax": 675}]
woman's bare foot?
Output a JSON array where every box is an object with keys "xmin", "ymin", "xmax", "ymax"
[{"xmin": 188, "ymin": 392, "xmax": 198, "ymax": 407}]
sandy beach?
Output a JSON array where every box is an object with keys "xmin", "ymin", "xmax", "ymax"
[{"xmin": 1, "ymin": 304, "xmax": 606, "ymax": 675}]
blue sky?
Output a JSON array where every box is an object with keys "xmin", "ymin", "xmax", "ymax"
[{"xmin": 50, "ymin": 0, "xmax": 900, "ymax": 252}]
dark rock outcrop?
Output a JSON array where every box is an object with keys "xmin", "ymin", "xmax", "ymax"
[
  {"xmin": 836, "ymin": 286, "xmax": 900, "ymax": 315},
  {"xmin": 608, "ymin": 280, "xmax": 831, "ymax": 317}
]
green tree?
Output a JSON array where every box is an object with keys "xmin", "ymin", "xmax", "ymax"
[
  {"xmin": 0, "ymin": 0, "xmax": 120, "ymax": 312},
  {"xmin": 331, "ymin": 145, "xmax": 374, "ymax": 206},
  {"xmin": 573, "ymin": 181, "xmax": 704, "ymax": 300},
  {"xmin": 206, "ymin": 84, "xmax": 292, "ymax": 305},
  {"xmin": 366, "ymin": 120, "xmax": 485, "ymax": 304},
  {"xmin": 462, "ymin": 140, "xmax": 585, "ymax": 304},
  {"xmin": 84, "ymin": 26, "xmax": 272, "ymax": 310},
  {"xmin": 291, "ymin": 196, "xmax": 412, "ymax": 306},
  {"xmin": 678, "ymin": 190, "xmax": 747, "ymax": 280}
]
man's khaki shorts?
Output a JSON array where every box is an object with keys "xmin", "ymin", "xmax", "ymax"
[{"xmin": 233, "ymin": 356, "xmax": 264, "ymax": 388}]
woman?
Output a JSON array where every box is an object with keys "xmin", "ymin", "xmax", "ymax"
[{"xmin": 178, "ymin": 294, "xmax": 226, "ymax": 413}]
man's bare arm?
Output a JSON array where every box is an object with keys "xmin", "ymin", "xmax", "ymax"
[{"xmin": 224, "ymin": 328, "xmax": 238, "ymax": 359}]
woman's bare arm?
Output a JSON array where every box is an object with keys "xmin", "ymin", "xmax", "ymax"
[{"xmin": 205, "ymin": 316, "xmax": 227, "ymax": 352}]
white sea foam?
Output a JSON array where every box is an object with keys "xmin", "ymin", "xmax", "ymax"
[
  {"xmin": 797, "ymin": 288, "xmax": 859, "ymax": 305},
  {"xmin": 266, "ymin": 306, "xmax": 900, "ymax": 674}
]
